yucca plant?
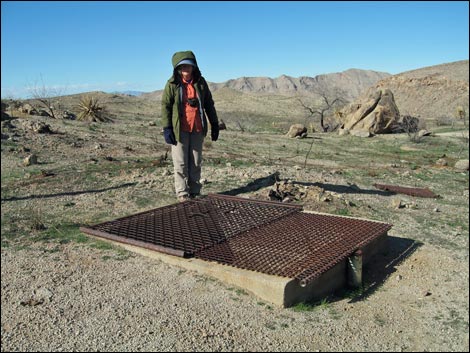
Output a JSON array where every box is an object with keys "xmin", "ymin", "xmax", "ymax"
[{"xmin": 77, "ymin": 95, "xmax": 110, "ymax": 122}]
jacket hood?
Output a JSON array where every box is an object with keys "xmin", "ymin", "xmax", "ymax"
[{"xmin": 172, "ymin": 51, "xmax": 198, "ymax": 68}]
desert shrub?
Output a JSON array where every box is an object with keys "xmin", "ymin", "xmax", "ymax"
[
  {"xmin": 393, "ymin": 115, "xmax": 427, "ymax": 143},
  {"xmin": 455, "ymin": 106, "xmax": 467, "ymax": 127},
  {"xmin": 392, "ymin": 115, "xmax": 420, "ymax": 133},
  {"xmin": 401, "ymin": 115, "xmax": 420, "ymax": 132},
  {"xmin": 77, "ymin": 96, "xmax": 111, "ymax": 122}
]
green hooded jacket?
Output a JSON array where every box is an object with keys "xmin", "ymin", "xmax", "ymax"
[{"xmin": 161, "ymin": 51, "xmax": 219, "ymax": 142}]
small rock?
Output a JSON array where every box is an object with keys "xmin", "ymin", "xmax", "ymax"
[
  {"xmin": 350, "ymin": 130, "xmax": 372, "ymax": 138},
  {"xmin": 286, "ymin": 124, "xmax": 307, "ymax": 138},
  {"xmin": 454, "ymin": 159, "xmax": 469, "ymax": 171},
  {"xmin": 345, "ymin": 200, "xmax": 355, "ymax": 207},
  {"xmin": 23, "ymin": 154, "xmax": 38, "ymax": 166},
  {"xmin": 20, "ymin": 297, "xmax": 44, "ymax": 306},
  {"xmin": 418, "ymin": 129, "xmax": 432, "ymax": 137},
  {"xmin": 391, "ymin": 198, "xmax": 405, "ymax": 209},
  {"xmin": 34, "ymin": 287, "xmax": 53, "ymax": 301},
  {"xmin": 405, "ymin": 202, "xmax": 418, "ymax": 209}
]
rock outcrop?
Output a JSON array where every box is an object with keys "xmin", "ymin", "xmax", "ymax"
[{"xmin": 338, "ymin": 89, "xmax": 400, "ymax": 134}]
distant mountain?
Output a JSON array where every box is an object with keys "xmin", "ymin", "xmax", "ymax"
[
  {"xmin": 110, "ymin": 90, "xmax": 146, "ymax": 96},
  {"xmin": 208, "ymin": 69, "xmax": 390, "ymax": 101},
  {"xmin": 124, "ymin": 61, "xmax": 470, "ymax": 124},
  {"xmin": 142, "ymin": 68, "xmax": 391, "ymax": 102}
]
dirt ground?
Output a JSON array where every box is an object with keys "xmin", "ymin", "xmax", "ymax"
[{"xmin": 1, "ymin": 112, "xmax": 469, "ymax": 351}]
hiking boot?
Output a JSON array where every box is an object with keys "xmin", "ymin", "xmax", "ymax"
[{"xmin": 178, "ymin": 195, "xmax": 190, "ymax": 202}]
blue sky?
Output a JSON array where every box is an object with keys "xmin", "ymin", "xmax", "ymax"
[{"xmin": 1, "ymin": 1, "xmax": 469, "ymax": 98}]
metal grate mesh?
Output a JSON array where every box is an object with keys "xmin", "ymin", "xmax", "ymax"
[
  {"xmin": 195, "ymin": 212, "xmax": 391, "ymax": 285},
  {"xmin": 80, "ymin": 194, "xmax": 391, "ymax": 285},
  {"xmin": 206, "ymin": 194, "xmax": 302, "ymax": 239},
  {"xmin": 80, "ymin": 194, "xmax": 301, "ymax": 257}
]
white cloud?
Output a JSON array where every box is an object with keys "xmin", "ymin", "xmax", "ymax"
[{"xmin": 1, "ymin": 81, "xmax": 155, "ymax": 99}]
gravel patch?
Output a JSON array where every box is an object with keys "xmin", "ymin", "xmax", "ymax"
[{"xmin": 2, "ymin": 238, "xmax": 468, "ymax": 352}]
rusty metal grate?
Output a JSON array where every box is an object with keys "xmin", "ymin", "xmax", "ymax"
[
  {"xmin": 195, "ymin": 212, "xmax": 392, "ymax": 285},
  {"xmin": 80, "ymin": 194, "xmax": 391, "ymax": 286},
  {"xmin": 373, "ymin": 183, "xmax": 439, "ymax": 198},
  {"xmin": 206, "ymin": 194, "xmax": 302, "ymax": 238},
  {"xmin": 80, "ymin": 194, "xmax": 302, "ymax": 257}
]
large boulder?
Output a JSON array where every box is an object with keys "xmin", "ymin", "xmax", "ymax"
[
  {"xmin": 286, "ymin": 124, "xmax": 307, "ymax": 138},
  {"xmin": 338, "ymin": 89, "xmax": 400, "ymax": 134}
]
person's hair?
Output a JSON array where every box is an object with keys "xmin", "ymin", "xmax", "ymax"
[{"xmin": 174, "ymin": 66, "xmax": 202, "ymax": 83}]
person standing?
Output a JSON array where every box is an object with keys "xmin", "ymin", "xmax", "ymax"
[{"xmin": 161, "ymin": 50, "xmax": 219, "ymax": 202}]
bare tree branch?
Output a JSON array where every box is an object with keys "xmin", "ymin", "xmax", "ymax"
[
  {"xmin": 27, "ymin": 76, "xmax": 65, "ymax": 119},
  {"xmin": 298, "ymin": 89, "xmax": 348, "ymax": 132}
]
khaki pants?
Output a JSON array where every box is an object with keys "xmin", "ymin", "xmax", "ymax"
[{"xmin": 171, "ymin": 131, "xmax": 204, "ymax": 197}]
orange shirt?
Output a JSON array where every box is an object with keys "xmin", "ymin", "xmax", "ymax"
[{"xmin": 181, "ymin": 78, "xmax": 203, "ymax": 132}]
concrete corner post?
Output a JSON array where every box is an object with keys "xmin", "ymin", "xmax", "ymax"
[{"xmin": 347, "ymin": 249, "xmax": 363, "ymax": 288}]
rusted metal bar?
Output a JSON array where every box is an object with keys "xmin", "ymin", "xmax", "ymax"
[
  {"xmin": 207, "ymin": 193, "xmax": 304, "ymax": 209},
  {"xmin": 373, "ymin": 183, "xmax": 439, "ymax": 198},
  {"xmin": 79, "ymin": 226, "xmax": 186, "ymax": 257}
]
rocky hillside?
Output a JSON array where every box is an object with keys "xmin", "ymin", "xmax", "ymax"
[
  {"xmin": 141, "ymin": 61, "xmax": 469, "ymax": 125},
  {"xmin": 207, "ymin": 69, "xmax": 391, "ymax": 102},
  {"xmin": 6, "ymin": 61, "xmax": 466, "ymax": 129},
  {"xmin": 367, "ymin": 60, "xmax": 469, "ymax": 122},
  {"xmin": 142, "ymin": 69, "xmax": 391, "ymax": 103}
]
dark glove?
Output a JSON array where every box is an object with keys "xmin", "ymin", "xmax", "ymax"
[
  {"xmin": 163, "ymin": 127, "xmax": 177, "ymax": 145},
  {"xmin": 211, "ymin": 125, "xmax": 219, "ymax": 142}
]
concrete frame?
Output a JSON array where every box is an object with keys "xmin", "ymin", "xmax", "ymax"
[{"xmin": 85, "ymin": 211, "xmax": 389, "ymax": 308}]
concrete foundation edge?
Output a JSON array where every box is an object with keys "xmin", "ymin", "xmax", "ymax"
[{"xmin": 86, "ymin": 230, "xmax": 388, "ymax": 308}]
